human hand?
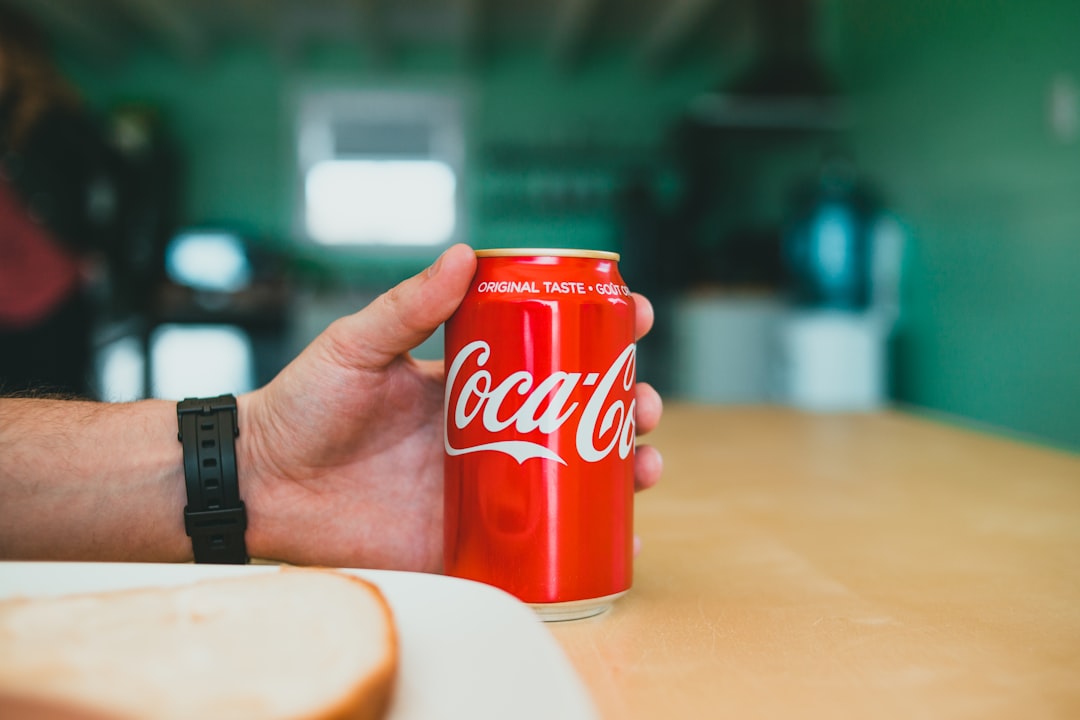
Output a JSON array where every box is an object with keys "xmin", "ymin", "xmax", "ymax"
[{"xmin": 239, "ymin": 244, "xmax": 663, "ymax": 571}]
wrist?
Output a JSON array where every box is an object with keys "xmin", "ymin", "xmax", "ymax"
[{"xmin": 234, "ymin": 390, "xmax": 276, "ymax": 563}]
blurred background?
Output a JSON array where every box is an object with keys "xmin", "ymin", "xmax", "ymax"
[{"xmin": 0, "ymin": 0, "xmax": 1076, "ymax": 451}]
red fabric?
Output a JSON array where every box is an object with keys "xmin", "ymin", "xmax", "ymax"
[{"xmin": 0, "ymin": 177, "xmax": 81, "ymax": 328}]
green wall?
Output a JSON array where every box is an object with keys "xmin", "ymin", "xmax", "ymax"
[
  {"xmin": 59, "ymin": 5, "xmax": 1080, "ymax": 451},
  {"xmin": 836, "ymin": 0, "xmax": 1080, "ymax": 451},
  {"xmin": 62, "ymin": 41, "xmax": 717, "ymax": 280},
  {"xmin": 66, "ymin": 45, "xmax": 289, "ymax": 239}
]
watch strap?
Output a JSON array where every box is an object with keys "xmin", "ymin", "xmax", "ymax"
[{"xmin": 177, "ymin": 394, "xmax": 249, "ymax": 564}]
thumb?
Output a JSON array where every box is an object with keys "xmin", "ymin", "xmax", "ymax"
[{"xmin": 336, "ymin": 243, "xmax": 477, "ymax": 368}]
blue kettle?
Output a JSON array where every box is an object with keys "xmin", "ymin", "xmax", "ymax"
[{"xmin": 783, "ymin": 156, "xmax": 878, "ymax": 310}]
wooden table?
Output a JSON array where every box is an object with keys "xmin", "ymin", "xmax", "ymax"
[{"xmin": 548, "ymin": 405, "xmax": 1080, "ymax": 719}]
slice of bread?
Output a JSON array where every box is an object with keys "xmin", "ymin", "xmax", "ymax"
[{"xmin": 0, "ymin": 568, "xmax": 397, "ymax": 720}]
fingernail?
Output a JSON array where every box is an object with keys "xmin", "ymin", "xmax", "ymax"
[{"xmin": 426, "ymin": 248, "xmax": 448, "ymax": 279}]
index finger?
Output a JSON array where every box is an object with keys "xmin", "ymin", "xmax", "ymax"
[{"xmin": 632, "ymin": 293, "xmax": 654, "ymax": 341}]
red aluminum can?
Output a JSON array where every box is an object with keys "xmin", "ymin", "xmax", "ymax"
[{"xmin": 443, "ymin": 248, "xmax": 636, "ymax": 621}]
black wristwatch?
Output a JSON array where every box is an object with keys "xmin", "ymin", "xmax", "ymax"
[{"xmin": 177, "ymin": 394, "xmax": 249, "ymax": 564}]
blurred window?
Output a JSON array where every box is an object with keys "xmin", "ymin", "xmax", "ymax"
[
  {"xmin": 97, "ymin": 335, "xmax": 145, "ymax": 402},
  {"xmin": 297, "ymin": 91, "xmax": 464, "ymax": 247},
  {"xmin": 150, "ymin": 324, "xmax": 255, "ymax": 399},
  {"xmin": 165, "ymin": 231, "xmax": 252, "ymax": 292}
]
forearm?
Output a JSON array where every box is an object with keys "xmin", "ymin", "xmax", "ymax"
[{"xmin": 0, "ymin": 398, "xmax": 191, "ymax": 561}]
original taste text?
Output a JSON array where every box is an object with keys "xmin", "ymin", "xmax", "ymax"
[{"xmin": 474, "ymin": 280, "xmax": 631, "ymax": 296}]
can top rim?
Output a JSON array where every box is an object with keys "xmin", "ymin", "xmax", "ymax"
[{"xmin": 475, "ymin": 248, "xmax": 620, "ymax": 261}]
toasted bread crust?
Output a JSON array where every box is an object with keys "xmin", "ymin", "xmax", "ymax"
[
  {"xmin": 282, "ymin": 569, "xmax": 398, "ymax": 720},
  {"xmin": 0, "ymin": 568, "xmax": 399, "ymax": 720}
]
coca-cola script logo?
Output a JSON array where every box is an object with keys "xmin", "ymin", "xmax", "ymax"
[{"xmin": 444, "ymin": 341, "xmax": 636, "ymax": 465}]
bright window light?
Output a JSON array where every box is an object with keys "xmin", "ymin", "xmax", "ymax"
[
  {"xmin": 97, "ymin": 335, "xmax": 145, "ymax": 402},
  {"xmin": 150, "ymin": 324, "xmax": 254, "ymax": 400},
  {"xmin": 305, "ymin": 159, "xmax": 456, "ymax": 245},
  {"xmin": 165, "ymin": 231, "xmax": 251, "ymax": 292},
  {"xmin": 297, "ymin": 91, "xmax": 464, "ymax": 247}
]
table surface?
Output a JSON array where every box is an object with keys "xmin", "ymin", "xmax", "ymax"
[{"xmin": 547, "ymin": 405, "xmax": 1080, "ymax": 719}]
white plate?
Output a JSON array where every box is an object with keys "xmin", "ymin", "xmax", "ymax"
[{"xmin": 0, "ymin": 562, "xmax": 598, "ymax": 720}]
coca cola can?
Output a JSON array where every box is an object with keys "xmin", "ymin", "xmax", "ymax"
[{"xmin": 444, "ymin": 248, "xmax": 636, "ymax": 621}]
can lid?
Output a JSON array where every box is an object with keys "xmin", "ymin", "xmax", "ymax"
[{"xmin": 475, "ymin": 247, "xmax": 620, "ymax": 261}]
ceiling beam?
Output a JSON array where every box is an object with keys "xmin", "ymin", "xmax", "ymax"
[
  {"xmin": 640, "ymin": 0, "xmax": 724, "ymax": 70},
  {"xmin": 348, "ymin": 0, "xmax": 391, "ymax": 68},
  {"xmin": 272, "ymin": 0, "xmax": 387, "ymax": 66},
  {"xmin": 228, "ymin": 0, "xmax": 280, "ymax": 40},
  {"xmin": 455, "ymin": 0, "xmax": 487, "ymax": 67},
  {"xmin": 550, "ymin": 0, "xmax": 604, "ymax": 69},
  {"xmin": 4, "ymin": 0, "xmax": 123, "ymax": 62},
  {"xmin": 108, "ymin": 0, "xmax": 208, "ymax": 60}
]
